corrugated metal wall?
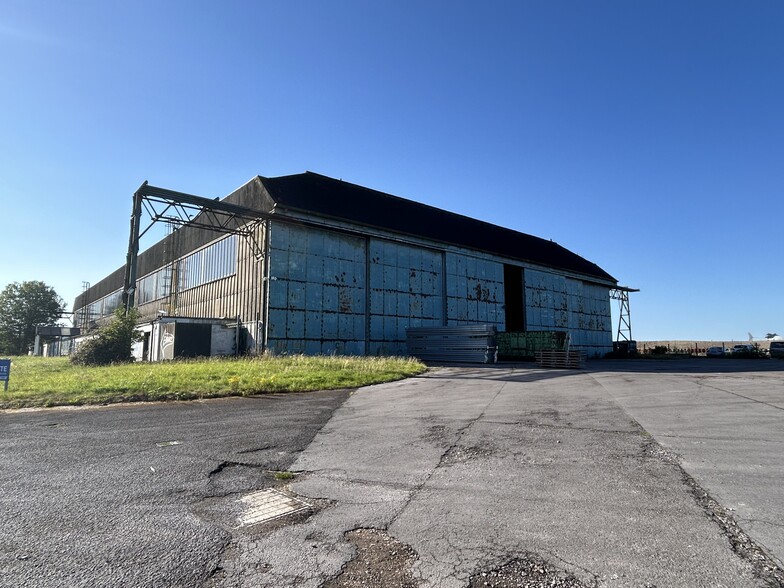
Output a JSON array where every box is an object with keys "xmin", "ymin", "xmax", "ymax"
[{"xmin": 135, "ymin": 225, "xmax": 265, "ymax": 332}]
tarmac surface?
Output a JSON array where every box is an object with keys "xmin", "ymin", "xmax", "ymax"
[{"xmin": 1, "ymin": 359, "xmax": 782, "ymax": 587}]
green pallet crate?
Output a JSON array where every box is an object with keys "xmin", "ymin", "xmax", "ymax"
[{"xmin": 497, "ymin": 331, "xmax": 567, "ymax": 360}]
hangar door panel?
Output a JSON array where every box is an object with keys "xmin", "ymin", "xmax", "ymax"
[
  {"xmin": 368, "ymin": 240, "xmax": 443, "ymax": 355},
  {"xmin": 267, "ymin": 223, "xmax": 367, "ymax": 355}
]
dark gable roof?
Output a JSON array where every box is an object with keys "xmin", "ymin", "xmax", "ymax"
[{"xmin": 259, "ymin": 172, "xmax": 616, "ymax": 283}]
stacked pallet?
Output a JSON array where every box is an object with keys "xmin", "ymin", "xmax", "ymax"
[
  {"xmin": 406, "ymin": 325, "xmax": 497, "ymax": 364},
  {"xmin": 535, "ymin": 349, "xmax": 586, "ymax": 369}
]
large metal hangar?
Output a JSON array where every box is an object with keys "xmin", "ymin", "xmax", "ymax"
[{"xmin": 73, "ymin": 172, "xmax": 619, "ymax": 360}]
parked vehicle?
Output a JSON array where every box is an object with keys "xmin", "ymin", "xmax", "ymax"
[
  {"xmin": 770, "ymin": 341, "xmax": 784, "ymax": 359},
  {"xmin": 706, "ymin": 346, "xmax": 726, "ymax": 357},
  {"xmin": 732, "ymin": 344, "xmax": 755, "ymax": 355}
]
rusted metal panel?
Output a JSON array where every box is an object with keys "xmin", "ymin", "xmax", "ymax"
[
  {"xmin": 445, "ymin": 253, "xmax": 504, "ymax": 328},
  {"xmin": 525, "ymin": 269, "xmax": 612, "ymax": 358},
  {"xmin": 267, "ymin": 223, "xmax": 366, "ymax": 355},
  {"xmin": 368, "ymin": 239, "xmax": 444, "ymax": 356}
]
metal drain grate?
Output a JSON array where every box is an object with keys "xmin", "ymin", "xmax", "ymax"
[{"xmin": 235, "ymin": 488, "xmax": 311, "ymax": 528}]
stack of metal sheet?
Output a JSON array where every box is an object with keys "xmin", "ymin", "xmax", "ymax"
[{"xmin": 406, "ymin": 325, "xmax": 497, "ymax": 364}]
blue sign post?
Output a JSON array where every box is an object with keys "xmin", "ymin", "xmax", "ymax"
[{"xmin": 0, "ymin": 359, "xmax": 10, "ymax": 391}]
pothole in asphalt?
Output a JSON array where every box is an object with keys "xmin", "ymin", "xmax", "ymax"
[
  {"xmin": 324, "ymin": 528, "xmax": 419, "ymax": 588},
  {"xmin": 442, "ymin": 443, "xmax": 494, "ymax": 465},
  {"xmin": 468, "ymin": 554, "xmax": 590, "ymax": 588},
  {"xmin": 422, "ymin": 424, "xmax": 451, "ymax": 444}
]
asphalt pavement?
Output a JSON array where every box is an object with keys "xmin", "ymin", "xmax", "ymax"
[
  {"xmin": 1, "ymin": 359, "xmax": 782, "ymax": 588},
  {"xmin": 0, "ymin": 390, "xmax": 350, "ymax": 587},
  {"xmin": 213, "ymin": 360, "xmax": 783, "ymax": 588}
]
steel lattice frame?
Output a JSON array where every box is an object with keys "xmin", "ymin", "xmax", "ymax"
[
  {"xmin": 122, "ymin": 181, "xmax": 272, "ymax": 313},
  {"xmin": 609, "ymin": 286, "xmax": 639, "ymax": 343}
]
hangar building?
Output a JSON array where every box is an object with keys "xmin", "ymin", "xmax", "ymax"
[{"xmin": 73, "ymin": 172, "xmax": 618, "ymax": 359}]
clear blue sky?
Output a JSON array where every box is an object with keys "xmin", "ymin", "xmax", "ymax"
[{"xmin": 1, "ymin": 1, "xmax": 782, "ymax": 341}]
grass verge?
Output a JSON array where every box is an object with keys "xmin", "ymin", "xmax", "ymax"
[{"xmin": 0, "ymin": 355, "xmax": 427, "ymax": 409}]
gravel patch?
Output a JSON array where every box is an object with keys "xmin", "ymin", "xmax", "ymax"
[
  {"xmin": 324, "ymin": 528, "xmax": 419, "ymax": 588},
  {"xmin": 468, "ymin": 554, "xmax": 590, "ymax": 588}
]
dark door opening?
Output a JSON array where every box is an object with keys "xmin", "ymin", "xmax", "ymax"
[
  {"xmin": 503, "ymin": 264, "xmax": 525, "ymax": 332},
  {"xmin": 174, "ymin": 323, "xmax": 212, "ymax": 357}
]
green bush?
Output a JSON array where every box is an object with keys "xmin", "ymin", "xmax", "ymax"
[{"xmin": 71, "ymin": 309, "xmax": 142, "ymax": 366}]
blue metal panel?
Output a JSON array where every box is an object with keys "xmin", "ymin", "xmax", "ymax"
[
  {"xmin": 338, "ymin": 314, "xmax": 354, "ymax": 338},
  {"xmin": 287, "ymin": 283, "xmax": 304, "ymax": 310},
  {"xmin": 383, "ymin": 292, "xmax": 396, "ymax": 315},
  {"xmin": 446, "ymin": 253, "xmax": 457, "ymax": 275},
  {"xmin": 269, "ymin": 281, "xmax": 288, "ymax": 309},
  {"xmin": 382, "ymin": 266, "xmax": 395, "ymax": 289},
  {"xmin": 323, "ymin": 236, "xmax": 340, "ymax": 259},
  {"xmin": 396, "ymin": 246, "xmax": 409, "ymax": 268},
  {"xmin": 378, "ymin": 241, "xmax": 392, "ymax": 264},
  {"xmin": 369, "ymin": 290, "xmax": 383, "ymax": 313},
  {"xmin": 322, "ymin": 312, "xmax": 338, "ymax": 338},
  {"xmin": 369, "ymin": 267, "xmax": 383, "ymax": 289},
  {"xmin": 456, "ymin": 298, "xmax": 467, "ymax": 321},
  {"xmin": 305, "ymin": 283, "xmax": 323, "ymax": 311},
  {"xmin": 323, "ymin": 285, "xmax": 339, "ymax": 312},
  {"xmin": 272, "ymin": 223, "xmax": 291, "ymax": 246},
  {"xmin": 307, "ymin": 230, "xmax": 324, "ymax": 254},
  {"xmin": 370, "ymin": 315, "xmax": 384, "ymax": 339},
  {"xmin": 344, "ymin": 341, "xmax": 365, "ymax": 355},
  {"xmin": 268, "ymin": 308, "xmax": 287, "ymax": 338},
  {"xmin": 306, "ymin": 254, "xmax": 323, "ymax": 282},
  {"xmin": 305, "ymin": 312, "xmax": 322, "ymax": 339},
  {"xmin": 323, "ymin": 257, "xmax": 341, "ymax": 285},
  {"xmin": 351, "ymin": 287, "xmax": 363, "ymax": 310},
  {"xmin": 287, "ymin": 310, "xmax": 305, "ymax": 339},
  {"xmin": 288, "ymin": 228, "xmax": 307, "ymax": 253},
  {"xmin": 270, "ymin": 250, "xmax": 289, "ymax": 278},
  {"xmin": 369, "ymin": 240, "xmax": 383, "ymax": 262},
  {"xmin": 396, "ymin": 267, "xmax": 409, "ymax": 288},
  {"xmin": 383, "ymin": 316, "xmax": 397, "ymax": 341},
  {"xmin": 468, "ymin": 299, "xmax": 478, "ymax": 321}
]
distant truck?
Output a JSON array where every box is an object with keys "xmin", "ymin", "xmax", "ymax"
[{"xmin": 770, "ymin": 341, "xmax": 784, "ymax": 359}]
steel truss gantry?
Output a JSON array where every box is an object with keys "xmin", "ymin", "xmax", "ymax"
[
  {"xmin": 122, "ymin": 181, "xmax": 270, "ymax": 313},
  {"xmin": 609, "ymin": 286, "xmax": 639, "ymax": 343}
]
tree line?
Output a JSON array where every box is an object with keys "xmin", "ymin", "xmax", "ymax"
[{"xmin": 0, "ymin": 281, "xmax": 65, "ymax": 355}]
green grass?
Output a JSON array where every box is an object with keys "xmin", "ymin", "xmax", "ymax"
[{"xmin": 0, "ymin": 355, "xmax": 427, "ymax": 409}]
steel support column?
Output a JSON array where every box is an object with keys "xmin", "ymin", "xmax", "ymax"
[
  {"xmin": 610, "ymin": 286, "xmax": 639, "ymax": 343},
  {"xmin": 122, "ymin": 184, "xmax": 144, "ymax": 314}
]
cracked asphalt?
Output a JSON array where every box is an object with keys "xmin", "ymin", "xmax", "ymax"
[
  {"xmin": 1, "ymin": 360, "xmax": 783, "ymax": 587},
  {"xmin": 0, "ymin": 390, "xmax": 350, "ymax": 587}
]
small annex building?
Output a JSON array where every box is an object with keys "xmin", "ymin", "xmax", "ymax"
[{"xmin": 73, "ymin": 172, "xmax": 618, "ymax": 359}]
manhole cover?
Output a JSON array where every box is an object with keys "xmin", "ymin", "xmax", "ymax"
[{"xmin": 235, "ymin": 488, "xmax": 311, "ymax": 528}]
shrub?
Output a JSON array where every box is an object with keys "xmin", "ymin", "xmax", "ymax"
[{"xmin": 71, "ymin": 309, "xmax": 142, "ymax": 366}]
